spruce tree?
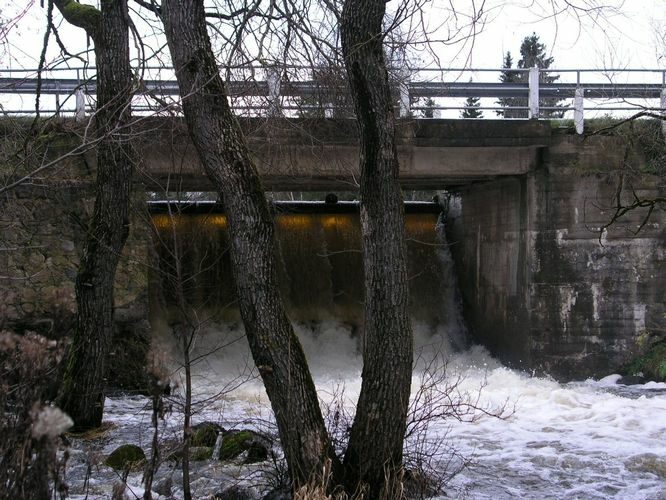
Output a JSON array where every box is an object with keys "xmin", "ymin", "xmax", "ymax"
[
  {"xmin": 497, "ymin": 34, "xmax": 563, "ymax": 118},
  {"xmin": 497, "ymin": 52, "xmax": 522, "ymax": 117},
  {"xmin": 518, "ymin": 33, "xmax": 563, "ymax": 117},
  {"xmin": 461, "ymin": 79, "xmax": 483, "ymax": 118},
  {"xmin": 422, "ymin": 97, "xmax": 436, "ymax": 118},
  {"xmin": 462, "ymin": 96, "xmax": 483, "ymax": 118}
]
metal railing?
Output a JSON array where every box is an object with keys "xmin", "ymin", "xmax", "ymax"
[{"xmin": 1, "ymin": 66, "xmax": 664, "ymax": 134}]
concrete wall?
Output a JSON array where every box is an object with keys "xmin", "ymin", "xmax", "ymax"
[{"xmin": 448, "ymin": 132, "xmax": 666, "ymax": 379}]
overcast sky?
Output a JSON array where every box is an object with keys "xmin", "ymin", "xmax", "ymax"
[
  {"xmin": 464, "ymin": 0, "xmax": 664, "ymax": 70},
  {"xmin": 2, "ymin": 0, "xmax": 664, "ymax": 73}
]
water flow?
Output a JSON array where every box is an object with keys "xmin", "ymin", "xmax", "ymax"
[
  {"xmin": 212, "ymin": 431, "xmax": 223, "ymax": 461},
  {"xmin": 63, "ymin": 212, "xmax": 665, "ymax": 498},
  {"xmin": 435, "ymin": 213, "xmax": 468, "ymax": 350},
  {"xmin": 88, "ymin": 322, "xmax": 666, "ymax": 499},
  {"xmin": 151, "ymin": 211, "xmax": 454, "ymax": 325}
]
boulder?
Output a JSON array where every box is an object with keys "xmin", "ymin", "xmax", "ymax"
[
  {"xmin": 262, "ymin": 487, "xmax": 292, "ymax": 500},
  {"xmin": 214, "ymin": 485, "xmax": 255, "ymax": 500},
  {"xmin": 219, "ymin": 430, "xmax": 270, "ymax": 464},
  {"xmin": 166, "ymin": 445, "xmax": 213, "ymax": 463},
  {"xmin": 153, "ymin": 476, "xmax": 173, "ymax": 497},
  {"xmin": 623, "ymin": 339, "xmax": 666, "ymax": 382},
  {"xmin": 104, "ymin": 444, "xmax": 146, "ymax": 471},
  {"xmin": 617, "ymin": 374, "xmax": 646, "ymax": 385},
  {"xmin": 190, "ymin": 446, "xmax": 214, "ymax": 461},
  {"xmin": 191, "ymin": 421, "xmax": 225, "ymax": 447}
]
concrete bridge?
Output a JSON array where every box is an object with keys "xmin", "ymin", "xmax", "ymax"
[
  {"xmin": 125, "ymin": 117, "xmax": 666, "ymax": 378},
  {"xmin": 136, "ymin": 117, "xmax": 550, "ymax": 191},
  {"xmin": 0, "ymin": 116, "xmax": 664, "ymax": 381}
]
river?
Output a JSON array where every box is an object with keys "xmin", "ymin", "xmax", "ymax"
[{"xmin": 64, "ymin": 320, "xmax": 666, "ymax": 499}]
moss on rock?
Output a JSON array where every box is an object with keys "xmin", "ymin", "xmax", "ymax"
[
  {"xmin": 191, "ymin": 422, "xmax": 223, "ymax": 447},
  {"xmin": 104, "ymin": 444, "xmax": 146, "ymax": 471},
  {"xmin": 624, "ymin": 339, "xmax": 666, "ymax": 382},
  {"xmin": 219, "ymin": 430, "xmax": 253, "ymax": 461},
  {"xmin": 219, "ymin": 430, "xmax": 269, "ymax": 464},
  {"xmin": 190, "ymin": 446, "xmax": 214, "ymax": 461}
]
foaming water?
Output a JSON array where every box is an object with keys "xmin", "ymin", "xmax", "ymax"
[
  {"xmin": 71, "ymin": 321, "xmax": 666, "ymax": 499},
  {"xmin": 440, "ymin": 364, "xmax": 666, "ymax": 499}
]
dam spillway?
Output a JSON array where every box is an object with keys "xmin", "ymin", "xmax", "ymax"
[{"xmin": 149, "ymin": 201, "xmax": 463, "ymax": 336}]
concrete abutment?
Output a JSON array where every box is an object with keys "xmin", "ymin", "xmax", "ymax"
[{"xmin": 448, "ymin": 132, "xmax": 665, "ymax": 379}]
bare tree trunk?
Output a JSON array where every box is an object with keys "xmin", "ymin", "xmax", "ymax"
[
  {"xmin": 160, "ymin": 0, "xmax": 339, "ymax": 487},
  {"xmin": 340, "ymin": 0, "xmax": 414, "ymax": 495},
  {"xmin": 54, "ymin": 0, "xmax": 134, "ymax": 430}
]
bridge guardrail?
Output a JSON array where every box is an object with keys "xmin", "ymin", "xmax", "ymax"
[{"xmin": 0, "ymin": 66, "xmax": 664, "ymax": 134}]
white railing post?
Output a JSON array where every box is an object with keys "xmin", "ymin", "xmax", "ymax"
[
  {"xmin": 55, "ymin": 81, "xmax": 61, "ymax": 117},
  {"xmin": 528, "ymin": 66, "xmax": 539, "ymax": 119},
  {"xmin": 574, "ymin": 88, "xmax": 584, "ymax": 134},
  {"xmin": 661, "ymin": 87, "xmax": 666, "ymax": 139},
  {"xmin": 75, "ymin": 88, "xmax": 85, "ymax": 121},
  {"xmin": 398, "ymin": 68, "xmax": 410, "ymax": 118},
  {"xmin": 266, "ymin": 66, "xmax": 282, "ymax": 116}
]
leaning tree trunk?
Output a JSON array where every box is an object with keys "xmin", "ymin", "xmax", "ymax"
[
  {"xmin": 54, "ymin": 0, "xmax": 134, "ymax": 430},
  {"xmin": 340, "ymin": 0, "xmax": 414, "ymax": 496},
  {"xmin": 160, "ymin": 0, "xmax": 339, "ymax": 487}
]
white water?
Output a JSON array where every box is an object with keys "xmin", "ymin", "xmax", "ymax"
[{"xmin": 65, "ymin": 320, "xmax": 666, "ymax": 499}]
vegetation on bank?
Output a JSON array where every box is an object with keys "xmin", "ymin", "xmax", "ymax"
[
  {"xmin": 623, "ymin": 339, "xmax": 666, "ymax": 382},
  {"xmin": 552, "ymin": 117, "xmax": 665, "ymax": 177}
]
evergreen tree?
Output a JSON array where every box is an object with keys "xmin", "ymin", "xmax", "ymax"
[
  {"xmin": 497, "ymin": 51, "xmax": 522, "ymax": 117},
  {"xmin": 462, "ymin": 80, "xmax": 483, "ymax": 118},
  {"xmin": 462, "ymin": 95, "xmax": 483, "ymax": 118},
  {"xmin": 518, "ymin": 33, "xmax": 554, "ymax": 69},
  {"xmin": 499, "ymin": 52, "xmax": 518, "ymax": 83},
  {"xmin": 422, "ymin": 97, "xmax": 436, "ymax": 118},
  {"xmin": 519, "ymin": 33, "xmax": 563, "ymax": 117},
  {"xmin": 497, "ymin": 34, "xmax": 563, "ymax": 118}
]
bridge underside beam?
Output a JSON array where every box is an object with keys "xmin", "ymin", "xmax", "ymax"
[
  {"xmin": 140, "ymin": 146, "xmax": 543, "ymax": 191},
  {"xmin": 137, "ymin": 118, "xmax": 550, "ymax": 192}
]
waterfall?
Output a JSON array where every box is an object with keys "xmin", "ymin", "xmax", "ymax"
[
  {"xmin": 211, "ymin": 431, "xmax": 223, "ymax": 460},
  {"xmin": 150, "ymin": 202, "xmax": 470, "ymax": 344},
  {"xmin": 435, "ymin": 212, "xmax": 469, "ymax": 351},
  {"xmin": 60, "ymin": 202, "xmax": 666, "ymax": 499}
]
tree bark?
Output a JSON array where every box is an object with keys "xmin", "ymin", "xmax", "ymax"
[
  {"xmin": 160, "ymin": 0, "xmax": 339, "ymax": 486},
  {"xmin": 55, "ymin": 0, "xmax": 134, "ymax": 430},
  {"xmin": 340, "ymin": 0, "xmax": 414, "ymax": 495}
]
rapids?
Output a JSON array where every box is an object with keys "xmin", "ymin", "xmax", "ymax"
[
  {"xmin": 62, "ymin": 205, "xmax": 665, "ymax": 498},
  {"xmin": 64, "ymin": 321, "xmax": 666, "ymax": 499}
]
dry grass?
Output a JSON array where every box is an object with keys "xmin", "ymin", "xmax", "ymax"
[{"xmin": 0, "ymin": 330, "xmax": 71, "ymax": 499}]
